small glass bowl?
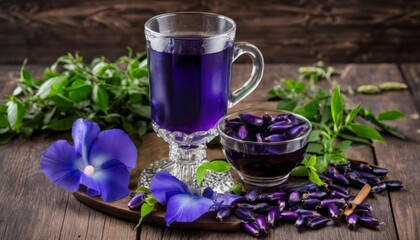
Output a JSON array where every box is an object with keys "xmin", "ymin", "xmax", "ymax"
[{"xmin": 216, "ymin": 109, "xmax": 312, "ymax": 187}]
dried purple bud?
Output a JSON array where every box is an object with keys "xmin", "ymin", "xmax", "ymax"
[
  {"xmin": 278, "ymin": 200, "xmax": 287, "ymax": 212},
  {"xmin": 320, "ymin": 198, "xmax": 347, "ymax": 209},
  {"xmin": 245, "ymin": 188, "xmax": 261, "ymax": 202},
  {"xmin": 347, "ymin": 213, "xmax": 358, "ymax": 230},
  {"xmin": 359, "ymin": 214, "xmax": 380, "ymax": 228},
  {"xmin": 347, "ymin": 172, "xmax": 367, "ymax": 188},
  {"xmin": 287, "ymin": 114, "xmax": 299, "ymax": 125},
  {"xmin": 128, "ymin": 193, "xmax": 145, "ymax": 210},
  {"xmin": 304, "ymin": 191, "xmax": 327, "ymax": 200},
  {"xmin": 384, "ymin": 180, "xmax": 404, "ymax": 191},
  {"xmin": 296, "ymin": 209, "xmax": 321, "ymax": 217},
  {"xmin": 350, "ymin": 162, "xmax": 372, "ymax": 173},
  {"xmin": 288, "ymin": 191, "xmax": 301, "ymax": 207},
  {"xmin": 307, "ymin": 216, "xmax": 331, "ymax": 229},
  {"xmin": 336, "ymin": 164, "xmax": 350, "ymax": 174},
  {"xmin": 253, "ymin": 203, "xmax": 271, "ymax": 213},
  {"xmin": 264, "ymin": 134, "xmax": 286, "ymax": 142},
  {"xmin": 257, "ymin": 193, "xmax": 270, "ymax": 201},
  {"xmin": 268, "ymin": 206, "xmax": 281, "ymax": 227},
  {"xmin": 242, "ymin": 221, "xmax": 260, "ymax": 237},
  {"xmin": 302, "ymin": 198, "xmax": 321, "ymax": 210},
  {"xmin": 216, "ymin": 207, "xmax": 231, "ymax": 222},
  {"xmin": 255, "ymin": 133, "xmax": 263, "ymax": 142},
  {"xmin": 236, "ymin": 203, "xmax": 255, "ymax": 210},
  {"xmin": 280, "ymin": 210, "xmax": 299, "ymax": 222},
  {"xmin": 239, "ymin": 112, "xmax": 264, "ymax": 127},
  {"xmin": 353, "ymin": 170, "xmax": 381, "ymax": 184},
  {"xmin": 371, "ymin": 166, "xmax": 389, "ymax": 176},
  {"xmin": 268, "ymin": 121, "xmax": 293, "ymax": 133},
  {"xmin": 275, "ymin": 113, "xmax": 289, "ymax": 122},
  {"xmin": 237, "ymin": 125, "xmax": 248, "ymax": 139},
  {"xmin": 356, "ymin": 203, "xmax": 373, "ymax": 212},
  {"xmin": 262, "ymin": 112, "xmax": 274, "ymax": 123},
  {"xmin": 255, "ymin": 215, "xmax": 268, "ymax": 233},
  {"xmin": 284, "ymin": 125, "xmax": 306, "ymax": 139},
  {"xmin": 332, "ymin": 172, "xmax": 350, "ymax": 186},
  {"xmin": 330, "ymin": 190, "xmax": 349, "ymax": 199},
  {"xmin": 268, "ymin": 192, "xmax": 288, "ymax": 201},
  {"xmin": 371, "ymin": 182, "xmax": 387, "ymax": 193},
  {"xmin": 225, "ymin": 120, "xmax": 244, "ymax": 130},
  {"xmin": 326, "ymin": 203, "xmax": 340, "ymax": 222},
  {"xmin": 294, "ymin": 215, "xmax": 308, "ymax": 229},
  {"xmin": 326, "ymin": 183, "xmax": 350, "ymax": 195},
  {"xmin": 235, "ymin": 208, "xmax": 255, "ymax": 221}
]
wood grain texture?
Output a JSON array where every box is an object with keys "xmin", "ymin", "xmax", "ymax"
[
  {"xmin": 0, "ymin": 0, "xmax": 420, "ymax": 64},
  {"xmin": 341, "ymin": 64, "xmax": 420, "ymax": 240}
]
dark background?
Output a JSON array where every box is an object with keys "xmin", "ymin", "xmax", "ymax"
[{"xmin": 1, "ymin": 0, "xmax": 419, "ymax": 64}]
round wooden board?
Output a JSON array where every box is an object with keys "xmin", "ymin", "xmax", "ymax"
[{"xmin": 72, "ymin": 132, "xmax": 370, "ymax": 231}]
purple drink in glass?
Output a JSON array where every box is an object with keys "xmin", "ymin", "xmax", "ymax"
[{"xmin": 148, "ymin": 37, "xmax": 234, "ymax": 133}]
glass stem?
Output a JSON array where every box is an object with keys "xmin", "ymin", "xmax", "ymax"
[{"xmin": 168, "ymin": 143, "xmax": 207, "ymax": 186}]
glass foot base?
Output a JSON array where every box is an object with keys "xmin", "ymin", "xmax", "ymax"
[
  {"xmin": 238, "ymin": 172, "xmax": 290, "ymax": 188},
  {"xmin": 138, "ymin": 159, "xmax": 234, "ymax": 193}
]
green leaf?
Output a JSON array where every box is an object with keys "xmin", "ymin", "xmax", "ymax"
[
  {"xmin": 129, "ymin": 104, "xmax": 151, "ymax": 119},
  {"xmin": 232, "ymin": 184, "xmax": 244, "ymax": 195},
  {"xmin": 68, "ymin": 80, "xmax": 92, "ymax": 102},
  {"xmin": 49, "ymin": 75, "xmax": 68, "ymax": 96},
  {"xmin": 19, "ymin": 59, "xmax": 33, "ymax": 87},
  {"xmin": 7, "ymin": 100, "xmax": 24, "ymax": 132},
  {"xmin": 308, "ymin": 171, "xmax": 324, "ymax": 186},
  {"xmin": 92, "ymin": 85, "xmax": 109, "ymax": 114},
  {"xmin": 283, "ymin": 79, "xmax": 307, "ymax": 93},
  {"xmin": 135, "ymin": 200, "xmax": 155, "ymax": 230},
  {"xmin": 338, "ymin": 132, "xmax": 372, "ymax": 145},
  {"xmin": 314, "ymin": 156, "xmax": 329, "ymax": 173},
  {"xmin": 307, "ymin": 142, "xmax": 323, "ymax": 154},
  {"xmin": 331, "ymin": 86, "xmax": 344, "ymax": 127},
  {"xmin": 136, "ymin": 186, "xmax": 150, "ymax": 194},
  {"xmin": 50, "ymin": 94, "xmax": 73, "ymax": 109},
  {"xmin": 145, "ymin": 196, "xmax": 158, "ymax": 205},
  {"xmin": 36, "ymin": 76, "xmax": 64, "ymax": 99},
  {"xmin": 345, "ymin": 103, "xmax": 361, "ymax": 125},
  {"xmin": 347, "ymin": 123, "xmax": 385, "ymax": 144},
  {"xmin": 277, "ymin": 101, "xmax": 297, "ymax": 111},
  {"xmin": 291, "ymin": 166, "xmax": 309, "ymax": 177},
  {"xmin": 196, "ymin": 160, "xmax": 231, "ymax": 187},
  {"xmin": 0, "ymin": 115, "xmax": 9, "ymax": 128},
  {"xmin": 335, "ymin": 140, "xmax": 352, "ymax": 150},
  {"xmin": 46, "ymin": 115, "xmax": 79, "ymax": 131},
  {"xmin": 376, "ymin": 110, "xmax": 405, "ymax": 121},
  {"xmin": 308, "ymin": 130, "xmax": 321, "ymax": 142}
]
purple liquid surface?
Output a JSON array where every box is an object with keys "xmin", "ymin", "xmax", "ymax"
[
  {"xmin": 223, "ymin": 144, "xmax": 308, "ymax": 178},
  {"xmin": 148, "ymin": 38, "xmax": 233, "ymax": 134}
]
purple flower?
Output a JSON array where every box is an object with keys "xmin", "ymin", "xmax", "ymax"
[
  {"xmin": 150, "ymin": 172, "xmax": 244, "ymax": 226},
  {"xmin": 150, "ymin": 172, "xmax": 214, "ymax": 226},
  {"xmin": 40, "ymin": 119, "xmax": 137, "ymax": 202}
]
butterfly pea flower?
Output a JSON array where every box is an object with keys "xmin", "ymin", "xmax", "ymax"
[
  {"xmin": 150, "ymin": 171, "xmax": 243, "ymax": 227},
  {"xmin": 40, "ymin": 118, "xmax": 137, "ymax": 202}
]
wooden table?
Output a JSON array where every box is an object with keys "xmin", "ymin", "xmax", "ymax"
[{"xmin": 1, "ymin": 63, "xmax": 419, "ymax": 240}]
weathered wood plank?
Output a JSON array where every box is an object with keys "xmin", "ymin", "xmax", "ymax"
[
  {"xmin": 400, "ymin": 64, "xmax": 420, "ymax": 115},
  {"xmin": 0, "ymin": 1, "xmax": 419, "ymax": 64},
  {"xmin": 341, "ymin": 64, "xmax": 420, "ymax": 240}
]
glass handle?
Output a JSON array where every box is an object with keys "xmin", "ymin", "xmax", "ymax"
[{"xmin": 228, "ymin": 42, "xmax": 264, "ymax": 108}]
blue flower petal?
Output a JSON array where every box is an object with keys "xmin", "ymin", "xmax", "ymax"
[
  {"xmin": 79, "ymin": 159, "xmax": 131, "ymax": 202},
  {"xmin": 165, "ymin": 194, "xmax": 214, "ymax": 227},
  {"xmin": 72, "ymin": 119, "xmax": 100, "ymax": 166},
  {"xmin": 214, "ymin": 193, "xmax": 245, "ymax": 208},
  {"xmin": 150, "ymin": 172, "xmax": 189, "ymax": 204},
  {"xmin": 88, "ymin": 129, "xmax": 137, "ymax": 169},
  {"xmin": 40, "ymin": 140, "xmax": 83, "ymax": 192}
]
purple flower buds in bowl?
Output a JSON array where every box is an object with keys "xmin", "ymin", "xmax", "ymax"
[{"xmin": 217, "ymin": 109, "xmax": 312, "ymax": 188}]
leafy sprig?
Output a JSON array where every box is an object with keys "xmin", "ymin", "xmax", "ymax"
[
  {"xmin": 0, "ymin": 50, "xmax": 151, "ymax": 144},
  {"xmin": 269, "ymin": 62, "xmax": 405, "ymax": 179}
]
